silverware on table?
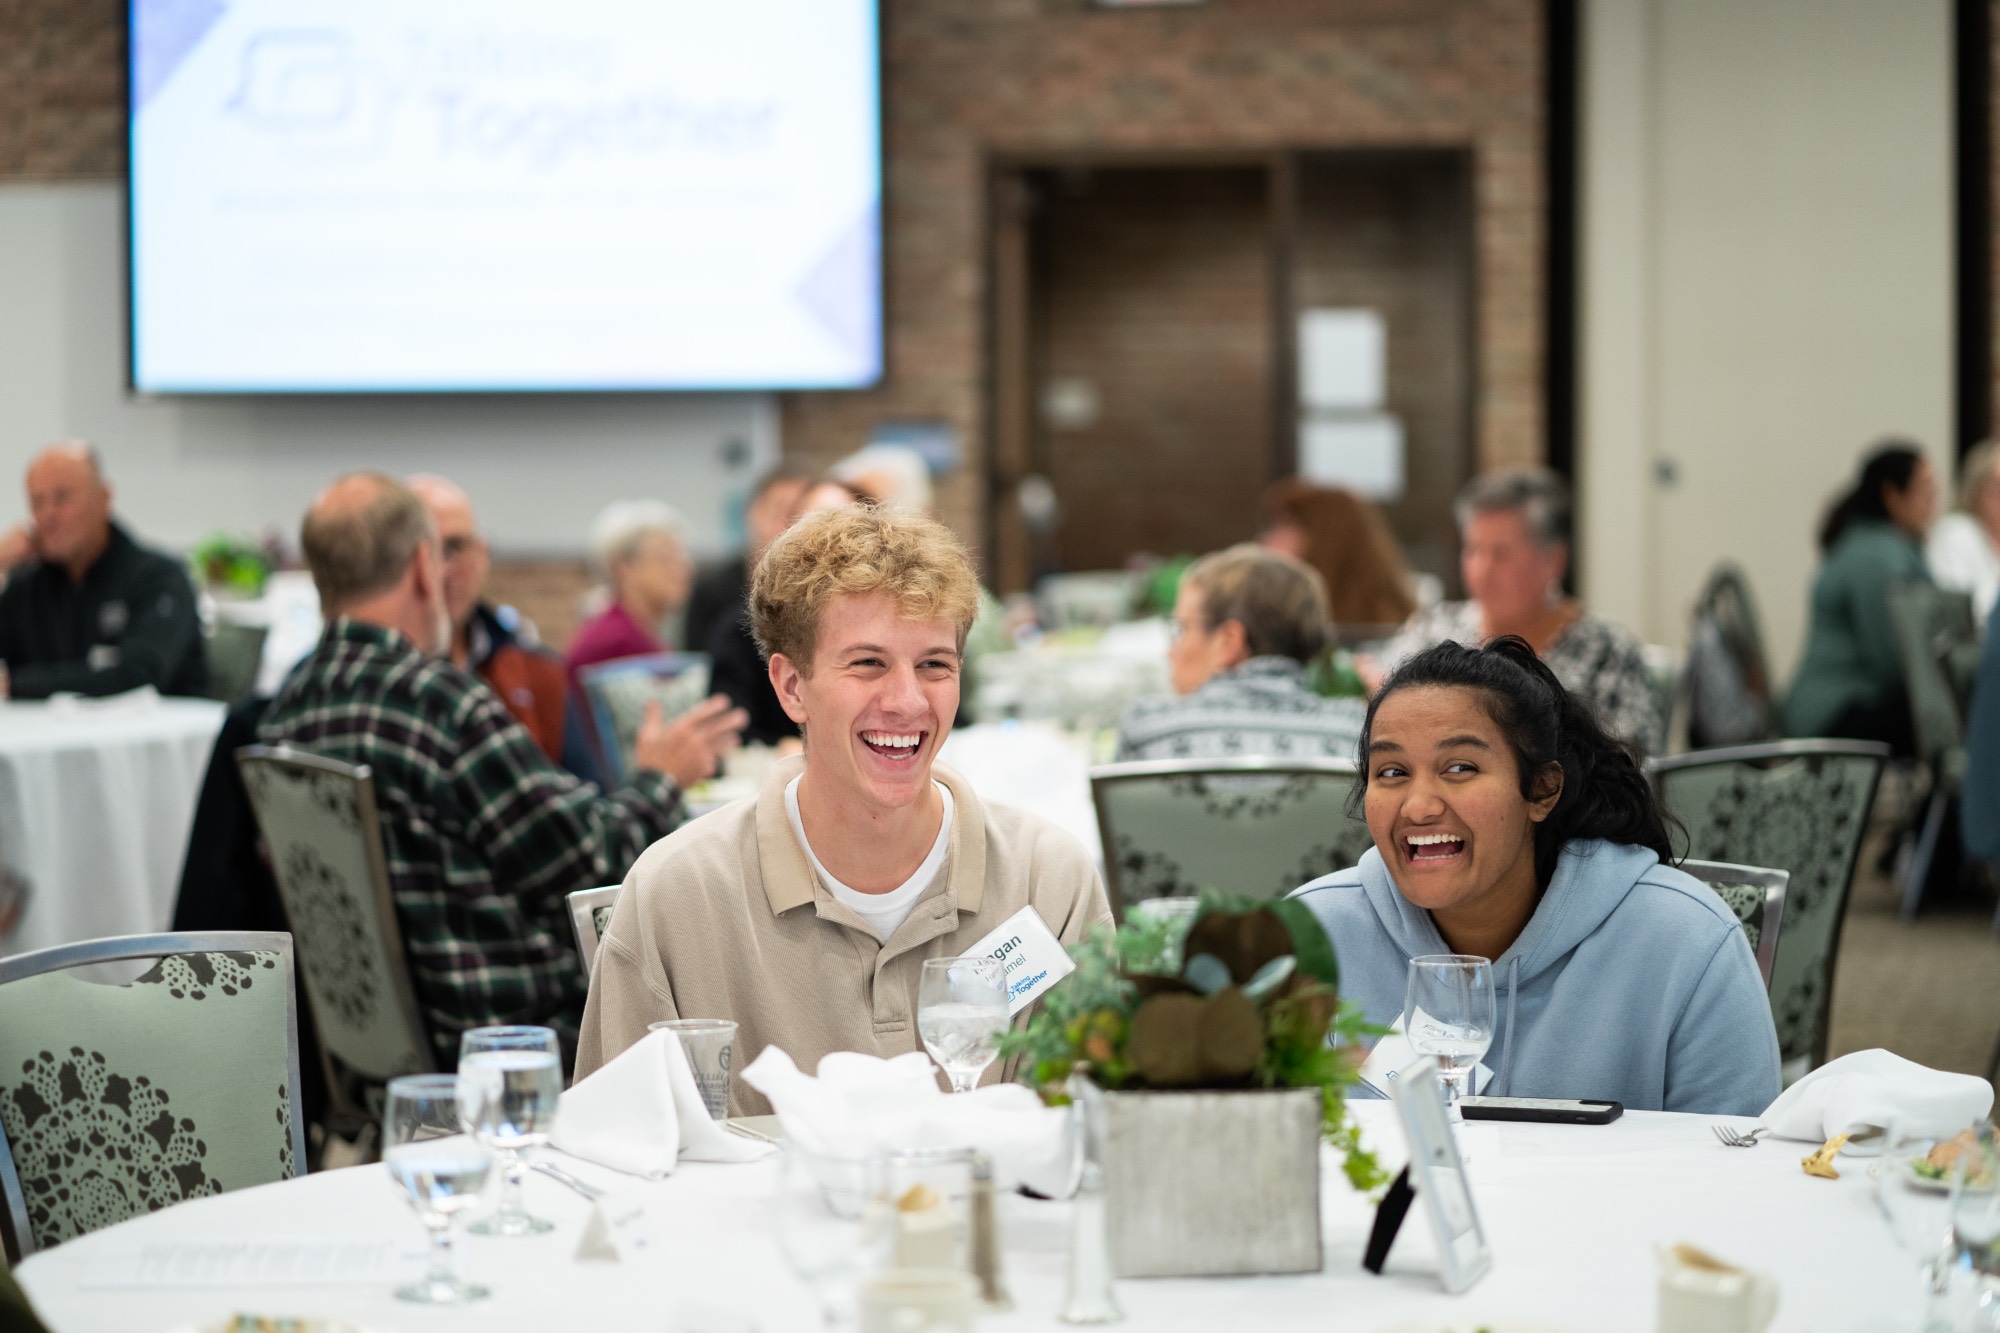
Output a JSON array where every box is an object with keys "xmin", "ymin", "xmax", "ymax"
[
  {"xmin": 1711, "ymin": 1124, "xmax": 1768, "ymax": 1148},
  {"xmin": 531, "ymin": 1159, "xmax": 608, "ymax": 1199}
]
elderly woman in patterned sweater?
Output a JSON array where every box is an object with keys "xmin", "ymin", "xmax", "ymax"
[{"xmin": 1364, "ymin": 468, "xmax": 1661, "ymax": 758}]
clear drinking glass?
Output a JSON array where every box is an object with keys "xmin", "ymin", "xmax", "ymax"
[
  {"xmin": 1951, "ymin": 1122, "xmax": 2000, "ymax": 1331},
  {"xmin": 457, "ymin": 1024, "xmax": 562, "ymax": 1237},
  {"xmin": 917, "ymin": 956, "xmax": 1009, "ymax": 1093},
  {"xmin": 870, "ymin": 1146, "xmax": 977, "ymax": 1272},
  {"xmin": 650, "ymin": 1017, "xmax": 738, "ymax": 1120},
  {"xmin": 1874, "ymin": 1119, "xmax": 1962, "ymax": 1332},
  {"xmin": 775, "ymin": 1145, "xmax": 893, "ymax": 1327},
  {"xmin": 383, "ymin": 1073, "xmax": 493, "ymax": 1305},
  {"xmin": 1403, "ymin": 954, "xmax": 1496, "ymax": 1121}
]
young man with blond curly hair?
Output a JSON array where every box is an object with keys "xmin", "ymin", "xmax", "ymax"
[{"xmin": 573, "ymin": 505, "xmax": 1111, "ymax": 1105}]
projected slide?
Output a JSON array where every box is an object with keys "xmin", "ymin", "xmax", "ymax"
[{"xmin": 129, "ymin": 0, "xmax": 880, "ymax": 392}]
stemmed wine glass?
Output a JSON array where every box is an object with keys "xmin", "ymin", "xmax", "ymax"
[
  {"xmin": 774, "ymin": 1145, "xmax": 893, "ymax": 1326},
  {"xmin": 1404, "ymin": 954, "xmax": 1496, "ymax": 1121},
  {"xmin": 382, "ymin": 1073, "xmax": 493, "ymax": 1305},
  {"xmin": 458, "ymin": 1024, "xmax": 563, "ymax": 1237},
  {"xmin": 1873, "ymin": 1118, "xmax": 1962, "ymax": 1332},
  {"xmin": 1951, "ymin": 1122, "xmax": 2000, "ymax": 1330},
  {"xmin": 917, "ymin": 956, "xmax": 1009, "ymax": 1093}
]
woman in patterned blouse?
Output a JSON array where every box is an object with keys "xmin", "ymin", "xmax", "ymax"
[{"xmin": 1364, "ymin": 468, "xmax": 1662, "ymax": 758}]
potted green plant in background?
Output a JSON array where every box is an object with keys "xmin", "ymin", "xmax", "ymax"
[{"xmin": 1000, "ymin": 895, "xmax": 1384, "ymax": 1278}]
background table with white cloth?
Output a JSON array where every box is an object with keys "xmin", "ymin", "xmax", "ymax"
[
  {"xmin": 0, "ymin": 691, "xmax": 225, "ymax": 957},
  {"xmin": 15, "ymin": 1104, "xmax": 1927, "ymax": 1331}
]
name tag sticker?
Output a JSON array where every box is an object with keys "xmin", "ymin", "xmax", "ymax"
[{"xmin": 965, "ymin": 905, "xmax": 1075, "ymax": 1016}]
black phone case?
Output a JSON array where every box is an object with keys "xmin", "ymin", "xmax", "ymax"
[{"xmin": 1458, "ymin": 1098, "xmax": 1623, "ymax": 1125}]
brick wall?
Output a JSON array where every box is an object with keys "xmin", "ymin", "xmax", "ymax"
[{"xmin": 0, "ymin": 0, "xmax": 123, "ymax": 178}]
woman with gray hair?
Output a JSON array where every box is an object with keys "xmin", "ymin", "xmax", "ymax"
[
  {"xmin": 565, "ymin": 499, "xmax": 693, "ymax": 681},
  {"xmin": 1367, "ymin": 467, "xmax": 1661, "ymax": 756},
  {"xmin": 1926, "ymin": 439, "xmax": 2000, "ymax": 626}
]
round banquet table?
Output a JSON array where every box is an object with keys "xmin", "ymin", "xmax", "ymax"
[
  {"xmin": 15, "ymin": 1104, "xmax": 1922, "ymax": 1332},
  {"xmin": 0, "ymin": 692, "xmax": 226, "ymax": 958}
]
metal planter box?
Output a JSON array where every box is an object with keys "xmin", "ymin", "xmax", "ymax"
[{"xmin": 1100, "ymin": 1085, "xmax": 1323, "ymax": 1278}]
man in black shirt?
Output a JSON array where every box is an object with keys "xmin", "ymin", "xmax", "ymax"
[{"xmin": 0, "ymin": 443, "xmax": 206, "ymax": 698}]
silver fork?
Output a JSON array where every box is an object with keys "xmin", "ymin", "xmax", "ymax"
[
  {"xmin": 531, "ymin": 1159, "xmax": 608, "ymax": 1199},
  {"xmin": 1712, "ymin": 1124, "xmax": 1768, "ymax": 1148}
]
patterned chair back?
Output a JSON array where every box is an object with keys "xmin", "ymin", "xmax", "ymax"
[
  {"xmin": 1682, "ymin": 563, "xmax": 1779, "ymax": 751},
  {"xmin": 1649, "ymin": 740, "xmax": 1888, "ymax": 1071},
  {"xmin": 567, "ymin": 885, "xmax": 622, "ymax": 979},
  {"xmin": 1678, "ymin": 858, "xmax": 1789, "ymax": 991},
  {"xmin": 0, "ymin": 932, "xmax": 306, "ymax": 1258},
  {"xmin": 576, "ymin": 653, "xmax": 712, "ymax": 785},
  {"xmin": 1884, "ymin": 578, "xmax": 1976, "ymax": 774},
  {"xmin": 201, "ymin": 620, "xmax": 268, "ymax": 705},
  {"xmin": 1090, "ymin": 758, "xmax": 1372, "ymax": 916},
  {"xmin": 234, "ymin": 746, "xmax": 433, "ymax": 1097}
]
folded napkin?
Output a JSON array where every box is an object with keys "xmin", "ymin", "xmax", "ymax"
[
  {"xmin": 741, "ymin": 1047, "xmax": 1071, "ymax": 1194},
  {"xmin": 1761, "ymin": 1049, "xmax": 1994, "ymax": 1154},
  {"xmin": 552, "ymin": 1029, "xmax": 773, "ymax": 1178}
]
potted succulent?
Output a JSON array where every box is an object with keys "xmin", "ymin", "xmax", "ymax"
[{"xmin": 1000, "ymin": 896, "xmax": 1383, "ymax": 1278}]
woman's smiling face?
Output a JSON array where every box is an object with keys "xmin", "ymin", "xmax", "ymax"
[{"xmin": 1363, "ymin": 684, "xmax": 1561, "ymax": 921}]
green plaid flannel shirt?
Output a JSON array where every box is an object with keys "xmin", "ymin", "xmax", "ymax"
[{"xmin": 258, "ymin": 617, "xmax": 683, "ymax": 1063}]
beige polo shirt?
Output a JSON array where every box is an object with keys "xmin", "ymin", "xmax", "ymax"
[{"xmin": 573, "ymin": 755, "xmax": 1112, "ymax": 1113}]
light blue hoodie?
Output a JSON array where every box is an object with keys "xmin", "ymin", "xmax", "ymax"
[{"xmin": 1291, "ymin": 839, "xmax": 1782, "ymax": 1116}]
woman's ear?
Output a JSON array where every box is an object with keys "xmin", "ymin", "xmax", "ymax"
[{"xmin": 1527, "ymin": 761, "xmax": 1564, "ymax": 823}]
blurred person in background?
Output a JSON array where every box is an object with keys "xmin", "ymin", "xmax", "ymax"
[
  {"xmin": 1259, "ymin": 479, "xmax": 1416, "ymax": 631},
  {"xmin": 711, "ymin": 475, "xmax": 866, "ymax": 746},
  {"xmin": 1367, "ymin": 468, "xmax": 1659, "ymax": 757},
  {"xmin": 0, "ymin": 441, "xmax": 206, "ymax": 698},
  {"xmin": 684, "ymin": 461, "xmax": 815, "ymax": 660},
  {"xmin": 1115, "ymin": 544, "xmax": 1364, "ymax": 762},
  {"xmin": 1926, "ymin": 439, "xmax": 2000, "ymax": 629},
  {"xmin": 410, "ymin": 475, "xmax": 570, "ymax": 763},
  {"xmin": 1784, "ymin": 442, "xmax": 1937, "ymax": 752},
  {"xmin": 567, "ymin": 499, "xmax": 694, "ymax": 680}
]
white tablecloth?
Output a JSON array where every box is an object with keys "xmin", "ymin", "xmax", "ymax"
[
  {"xmin": 15, "ymin": 1104, "xmax": 1920, "ymax": 1332},
  {"xmin": 0, "ymin": 693, "xmax": 226, "ymax": 957}
]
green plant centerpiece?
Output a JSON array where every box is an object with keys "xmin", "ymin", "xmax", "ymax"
[
  {"xmin": 190, "ymin": 534, "xmax": 272, "ymax": 598},
  {"xmin": 1000, "ymin": 894, "xmax": 1386, "ymax": 1277}
]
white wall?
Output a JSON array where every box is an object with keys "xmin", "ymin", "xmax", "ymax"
[
  {"xmin": 0, "ymin": 181, "xmax": 778, "ymax": 558},
  {"xmin": 1578, "ymin": 0, "xmax": 1953, "ymax": 680}
]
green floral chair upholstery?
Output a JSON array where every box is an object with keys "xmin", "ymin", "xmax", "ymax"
[
  {"xmin": 567, "ymin": 885, "xmax": 622, "ymax": 979},
  {"xmin": 1090, "ymin": 758, "xmax": 1372, "ymax": 917},
  {"xmin": 200, "ymin": 620, "xmax": 268, "ymax": 705},
  {"xmin": 1883, "ymin": 577, "xmax": 1978, "ymax": 917},
  {"xmin": 0, "ymin": 931, "xmax": 306, "ymax": 1258},
  {"xmin": 1649, "ymin": 740, "xmax": 1888, "ymax": 1074},
  {"xmin": 576, "ymin": 653, "xmax": 712, "ymax": 784},
  {"xmin": 1678, "ymin": 858, "xmax": 1789, "ymax": 991},
  {"xmin": 235, "ymin": 746, "xmax": 433, "ymax": 1130}
]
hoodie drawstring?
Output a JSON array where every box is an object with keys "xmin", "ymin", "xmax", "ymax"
[{"xmin": 1495, "ymin": 955, "xmax": 1521, "ymax": 1095}]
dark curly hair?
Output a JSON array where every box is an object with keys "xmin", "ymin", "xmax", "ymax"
[{"xmin": 1354, "ymin": 637, "xmax": 1678, "ymax": 887}]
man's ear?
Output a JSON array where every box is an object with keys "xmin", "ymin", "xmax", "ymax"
[
  {"xmin": 1527, "ymin": 761, "xmax": 1564, "ymax": 823},
  {"xmin": 768, "ymin": 652, "xmax": 810, "ymax": 726},
  {"xmin": 1215, "ymin": 617, "xmax": 1250, "ymax": 668}
]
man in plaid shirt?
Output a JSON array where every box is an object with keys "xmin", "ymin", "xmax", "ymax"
[{"xmin": 261, "ymin": 473, "xmax": 745, "ymax": 1067}]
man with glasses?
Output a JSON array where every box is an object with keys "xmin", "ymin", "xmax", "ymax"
[{"xmin": 410, "ymin": 474, "xmax": 570, "ymax": 762}]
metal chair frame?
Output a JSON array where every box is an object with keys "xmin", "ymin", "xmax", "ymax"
[
  {"xmin": 0, "ymin": 930, "xmax": 307, "ymax": 1260},
  {"xmin": 1089, "ymin": 755, "xmax": 1366, "ymax": 918},
  {"xmin": 567, "ymin": 885, "xmax": 622, "ymax": 979},
  {"xmin": 1678, "ymin": 858, "xmax": 1789, "ymax": 991},
  {"xmin": 234, "ymin": 746, "xmax": 436, "ymax": 1124}
]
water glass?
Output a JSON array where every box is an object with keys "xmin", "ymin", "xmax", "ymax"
[
  {"xmin": 383, "ymin": 1073, "xmax": 493, "ymax": 1305},
  {"xmin": 458, "ymin": 1024, "xmax": 562, "ymax": 1237},
  {"xmin": 870, "ymin": 1146, "xmax": 978, "ymax": 1273},
  {"xmin": 1404, "ymin": 954, "xmax": 1496, "ymax": 1120},
  {"xmin": 775, "ymin": 1145, "xmax": 894, "ymax": 1326},
  {"xmin": 917, "ymin": 956, "xmax": 1008, "ymax": 1093},
  {"xmin": 1874, "ymin": 1119, "xmax": 1962, "ymax": 1332},
  {"xmin": 1952, "ymin": 1122, "xmax": 2000, "ymax": 1330},
  {"xmin": 651, "ymin": 1017, "xmax": 738, "ymax": 1120}
]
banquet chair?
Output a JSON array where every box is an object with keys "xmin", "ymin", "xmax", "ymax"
[
  {"xmin": 235, "ymin": 746, "xmax": 434, "ymax": 1142},
  {"xmin": 575, "ymin": 652, "xmax": 713, "ymax": 785},
  {"xmin": 201, "ymin": 620, "xmax": 268, "ymax": 705},
  {"xmin": 1679, "ymin": 563, "xmax": 1780, "ymax": 752},
  {"xmin": 0, "ymin": 931, "xmax": 306, "ymax": 1260},
  {"xmin": 568, "ymin": 885, "xmax": 621, "ymax": 979},
  {"xmin": 1678, "ymin": 859, "xmax": 1788, "ymax": 991},
  {"xmin": 1090, "ymin": 757, "xmax": 1371, "ymax": 916},
  {"xmin": 1883, "ymin": 577, "xmax": 1978, "ymax": 918},
  {"xmin": 1649, "ymin": 740, "xmax": 1888, "ymax": 1077}
]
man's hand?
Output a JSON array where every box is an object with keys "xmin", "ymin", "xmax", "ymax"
[
  {"xmin": 633, "ymin": 694, "xmax": 748, "ymax": 791},
  {"xmin": 0, "ymin": 526, "xmax": 35, "ymax": 574}
]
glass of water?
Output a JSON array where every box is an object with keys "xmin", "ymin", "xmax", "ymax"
[
  {"xmin": 457, "ymin": 1025, "xmax": 563, "ymax": 1237},
  {"xmin": 918, "ymin": 956, "xmax": 1009, "ymax": 1093},
  {"xmin": 1951, "ymin": 1122, "xmax": 2000, "ymax": 1330},
  {"xmin": 383, "ymin": 1073, "xmax": 493, "ymax": 1305},
  {"xmin": 1875, "ymin": 1118, "xmax": 1965, "ymax": 1332},
  {"xmin": 1404, "ymin": 954, "xmax": 1495, "ymax": 1121},
  {"xmin": 775, "ymin": 1145, "xmax": 893, "ymax": 1326}
]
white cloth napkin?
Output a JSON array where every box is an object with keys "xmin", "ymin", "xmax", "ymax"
[
  {"xmin": 740, "ymin": 1047, "xmax": 1071, "ymax": 1194},
  {"xmin": 1760, "ymin": 1048, "xmax": 1994, "ymax": 1154},
  {"xmin": 551, "ymin": 1029, "xmax": 773, "ymax": 1178}
]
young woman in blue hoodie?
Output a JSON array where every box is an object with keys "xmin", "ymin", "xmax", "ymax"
[{"xmin": 1292, "ymin": 637, "xmax": 1782, "ymax": 1116}]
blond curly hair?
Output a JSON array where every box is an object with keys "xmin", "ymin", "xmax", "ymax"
[{"xmin": 750, "ymin": 504, "xmax": 982, "ymax": 670}]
